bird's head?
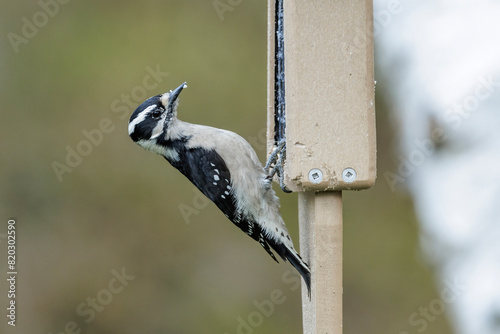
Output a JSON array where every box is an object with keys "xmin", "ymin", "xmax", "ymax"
[{"xmin": 128, "ymin": 82, "xmax": 187, "ymax": 144}]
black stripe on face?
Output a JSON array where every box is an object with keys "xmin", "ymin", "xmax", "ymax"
[{"xmin": 128, "ymin": 95, "xmax": 165, "ymax": 142}]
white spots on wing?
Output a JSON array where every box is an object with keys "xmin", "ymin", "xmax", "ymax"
[
  {"xmin": 214, "ymin": 175, "xmax": 220, "ymax": 181},
  {"xmin": 246, "ymin": 222, "xmax": 254, "ymax": 236},
  {"xmin": 213, "ymin": 182, "xmax": 217, "ymax": 185},
  {"xmin": 234, "ymin": 212, "xmax": 242, "ymax": 225},
  {"xmin": 224, "ymin": 191, "xmax": 230, "ymax": 195},
  {"xmin": 221, "ymin": 195, "xmax": 226, "ymax": 199},
  {"xmin": 210, "ymin": 163, "xmax": 215, "ymax": 167},
  {"xmin": 259, "ymin": 234, "xmax": 266, "ymax": 248},
  {"xmin": 226, "ymin": 185, "xmax": 231, "ymax": 190},
  {"xmin": 214, "ymin": 169, "xmax": 220, "ymax": 174}
]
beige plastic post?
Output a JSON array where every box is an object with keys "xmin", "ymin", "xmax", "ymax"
[
  {"xmin": 298, "ymin": 191, "xmax": 343, "ymax": 333},
  {"xmin": 267, "ymin": 1, "xmax": 375, "ymax": 333}
]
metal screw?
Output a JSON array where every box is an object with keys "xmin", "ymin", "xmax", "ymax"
[
  {"xmin": 308, "ymin": 169, "xmax": 323, "ymax": 184},
  {"xmin": 342, "ymin": 168, "xmax": 357, "ymax": 183}
]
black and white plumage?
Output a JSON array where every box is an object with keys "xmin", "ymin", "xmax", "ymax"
[{"xmin": 128, "ymin": 82, "xmax": 311, "ymax": 295}]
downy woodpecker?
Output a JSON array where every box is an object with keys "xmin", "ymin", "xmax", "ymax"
[{"xmin": 128, "ymin": 83, "xmax": 311, "ymax": 295}]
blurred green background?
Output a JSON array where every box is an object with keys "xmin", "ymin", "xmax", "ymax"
[{"xmin": 1, "ymin": 1, "xmax": 451, "ymax": 333}]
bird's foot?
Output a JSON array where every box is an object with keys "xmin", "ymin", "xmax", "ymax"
[{"xmin": 265, "ymin": 140, "xmax": 292, "ymax": 193}]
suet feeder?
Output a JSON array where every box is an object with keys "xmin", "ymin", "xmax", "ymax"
[{"xmin": 266, "ymin": 1, "xmax": 376, "ymax": 332}]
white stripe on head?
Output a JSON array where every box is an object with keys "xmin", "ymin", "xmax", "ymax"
[{"xmin": 128, "ymin": 105, "xmax": 156, "ymax": 135}]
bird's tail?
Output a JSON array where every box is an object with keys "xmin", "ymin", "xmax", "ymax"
[{"xmin": 267, "ymin": 238, "xmax": 311, "ymax": 298}]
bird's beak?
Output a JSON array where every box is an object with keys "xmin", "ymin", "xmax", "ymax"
[{"xmin": 167, "ymin": 82, "xmax": 187, "ymax": 110}]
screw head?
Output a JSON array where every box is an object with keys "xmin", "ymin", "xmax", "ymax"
[
  {"xmin": 308, "ymin": 169, "xmax": 323, "ymax": 184},
  {"xmin": 342, "ymin": 168, "xmax": 357, "ymax": 183}
]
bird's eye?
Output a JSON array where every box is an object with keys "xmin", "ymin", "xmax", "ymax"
[{"xmin": 151, "ymin": 109, "xmax": 163, "ymax": 119}]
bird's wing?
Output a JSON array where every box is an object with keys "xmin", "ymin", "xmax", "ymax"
[
  {"xmin": 168, "ymin": 147, "xmax": 280, "ymax": 263},
  {"xmin": 169, "ymin": 147, "xmax": 236, "ymax": 220}
]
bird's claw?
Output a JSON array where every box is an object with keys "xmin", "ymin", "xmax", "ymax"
[{"xmin": 265, "ymin": 140, "xmax": 292, "ymax": 193}]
